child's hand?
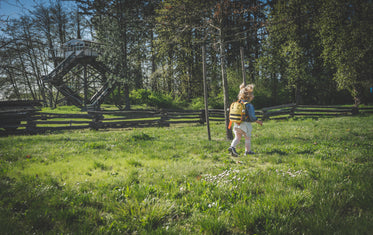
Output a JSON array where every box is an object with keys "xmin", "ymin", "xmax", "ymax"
[{"xmin": 256, "ymin": 120, "xmax": 263, "ymax": 126}]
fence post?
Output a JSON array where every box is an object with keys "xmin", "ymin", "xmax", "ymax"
[
  {"xmin": 199, "ymin": 109, "xmax": 205, "ymax": 124},
  {"xmin": 290, "ymin": 104, "xmax": 296, "ymax": 118},
  {"xmin": 26, "ymin": 112, "xmax": 37, "ymax": 134},
  {"xmin": 89, "ymin": 112, "xmax": 103, "ymax": 130},
  {"xmin": 262, "ymin": 109, "xmax": 269, "ymax": 120},
  {"xmin": 352, "ymin": 106, "xmax": 359, "ymax": 115},
  {"xmin": 160, "ymin": 110, "xmax": 170, "ymax": 127}
]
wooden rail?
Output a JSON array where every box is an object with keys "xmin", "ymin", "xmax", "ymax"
[
  {"xmin": 88, "ymin": 110, "xmax": 168, "ymax": 130},
  {"xmin": 261, "ymin": 104, "xmax": 373, "ymax": 120},
  {"xmin": 0, "ymin": 100, "xmax": 43, "ymax": 135},
  {"xmin": 1, "ymin": 101, "xmax": 372, "ymax": 136}
]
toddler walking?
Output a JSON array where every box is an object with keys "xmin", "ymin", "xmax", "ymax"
[{"xmin": 228, "ymin": 83, "xmax": 262, "ymax": 157}]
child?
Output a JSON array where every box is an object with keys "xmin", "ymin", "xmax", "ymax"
[{"xmin": 228, "ymin": 83, "xmax": 263, "ymax": 157}]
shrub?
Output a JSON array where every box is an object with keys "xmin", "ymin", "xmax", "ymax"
[
  {"xmin": 130, "ymin": 89, "xmax": 185, "ymax": 109},
  {"xmin": 190, "ymin": 97, "xmax": 204, "ymax": 110},
  {"xmin": 130, "ymin": 89, "xmax": 151, "ymax": 105},
  {"xmin": 148, "ymin": 92, "xmax": 173, "ymax": 108}
]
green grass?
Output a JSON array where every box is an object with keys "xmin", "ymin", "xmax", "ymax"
[{"xmin": 0, "ymin": 115, "xmax": 372, "ymax": 234}]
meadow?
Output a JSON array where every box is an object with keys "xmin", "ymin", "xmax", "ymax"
[{"xmin": 0, "ymin": 115, "xmax": 372, "ymax": 234}]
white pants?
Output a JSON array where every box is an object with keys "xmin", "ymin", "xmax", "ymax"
[{"xmin": 230, "ymin": 122, "xmax": 252, "ymax": 152}]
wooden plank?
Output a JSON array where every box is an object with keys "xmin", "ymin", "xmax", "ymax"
[
  {"xmin": 34, "ymin": 120, "xmax": 91, "ymax": 125},
  {"xmin": 265, "ymin": 110, "xmax": 292, "ymax": 116},
  {"xmin": 39, "ymin": 113, "xmax": 92, "ymax": 119},
  {"xmin": 162, "ymin": 109, "xmax": 200, "ymax": 113},
  {"xmin": 262, "ymin": 103, "xmax": 296, "ymax": 111},
  {"xmin": 98, "ymin": 119, "xmax": 160, "ymax": 125},
  {"xmin": 89, "ymin": 110, "xmax": 159, "ymax": 115},
  {"xmin": 36, "ymin": 125, "xmax": 90, "ymax": 131},
  {"xmin": 208, "ymin": 114, "xmax": 224, "ymax": 118},
  {"xmin": 0, "ymin": 100, "xmax": 43, "ymax": 107},
  {"xmin": 359, "ymin": 107, "xmax": 373, "ymax": 110},
  {"xmin": 169, "ymin": 120, "xmax": 201, "ymax": 124},
  {"xmin": 208, "ymin": 109, "xmax": 224, "ymax": 113},
  {"xmin": 166, "ymin": 112, "xmax": 200, "ymax": 116},
  {"xmin": 293, "ymin": 113, "xmax": 351, "ymax": 116},
  {"xmin": 167, "ymin": 116, "xmax": 200, "ymax": 120},
  {"xmin": 0, "ymin": 108, "xmax": 38, "ymax": 114},
  {"xmin": 295, "ymin": 108, "xmax": 350, "ymax": 113},
  {"xmin": 297, "ymin": 105, "xmax": 353, "ymax": 109}
]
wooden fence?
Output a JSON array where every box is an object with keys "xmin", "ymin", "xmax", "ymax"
[
  {"xmin": 0, "ymin": 100, "xmax": 42, "ymax": 134},
  {"xmin": 1, "ymin": 101, "xmax": 372, "ymax": 136},
  {"xmin": 261, "ymin": 103, "xmax": 373, "ymax": 120}
]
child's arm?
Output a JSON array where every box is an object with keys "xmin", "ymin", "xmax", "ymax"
[{"xmin": 247, "ymin": 103, "xmax": 262, "ymax": 126}]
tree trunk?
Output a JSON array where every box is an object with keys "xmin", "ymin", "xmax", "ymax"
[
  {"xmin": 150, "ymin": 29, "xmax": 157, "ymax": 91},
  {"xmin": 295, "ymin": 78, "xmax": 302, "ymax": 104},
  {"xmin": 353, "ymin": 84, "xmax": 363, "ymax": 107},
  {"xmin": 124, "ymin": 83, "xmax": 130, "ymax": 110},
  {"xmin": 240, "ymin": 47, "xmax": 247, "ymax": 86}
]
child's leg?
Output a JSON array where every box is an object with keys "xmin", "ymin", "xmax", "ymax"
[
  {"xmin": 244, "ymin": 136, "xmax": 251, "ymax": 152},
  {"xmin": 230, "ymin": 128, "xmax": 242, "ymax": 148}
]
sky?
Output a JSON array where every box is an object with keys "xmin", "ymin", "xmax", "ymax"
[
  {"xmin": 0, "ymin": 0, "xmax": 77, "ymax": 19},
  {"xmin": 0, "ymin": 0, "xmax": 43, "ymax": 18}
]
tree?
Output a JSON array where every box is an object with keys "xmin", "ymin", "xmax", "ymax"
[
  {"xmin": 78, "ymin": 0, "xmax": 157, "ymax": 110},
  {"xmin": 259, "ymin": 0, "xmax": 343, "ymax": 105},
  {"xmin": 0, "ymin": 1, "xmax": 83, "ymax": 103},
  {"xmin": 155, "ymin": 0, "xmax": 213, "ymax": 100},
  {"xmin": 317, "ymin": 0, "xmax": 373, "ymax": 106}
]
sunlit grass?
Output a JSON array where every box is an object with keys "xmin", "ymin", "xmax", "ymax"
[{"xmin": 0, "ymin": 115, "xmax": 372, "ymax": 234}]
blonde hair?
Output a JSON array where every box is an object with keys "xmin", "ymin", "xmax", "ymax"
[{"xmin": 238, "ymin": 83, "xmax": 255, "ymax": 101}]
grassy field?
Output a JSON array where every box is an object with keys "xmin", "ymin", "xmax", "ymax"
[{"xmin": 0, "ymin": 115, "xmax": 372, "ymax": 234}]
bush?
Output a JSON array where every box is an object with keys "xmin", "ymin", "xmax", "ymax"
[
  {"xmin": 130, "ymin": 89, "xmax": 186, "ymax": 109},
  {"xmin": 148, "ymin": 92, "xmax": 174, "ymax": 109},
  {"xmin": 209, "ymin": 93, "xmax": 225, "ymax": 109},
  {"xmin": 189, "ymin": 95, "xmax": 225, "ymax": 110},
  {"xmin": 130, "ymin": 89, "xmax": 151, "ymax": 105},
  {"xmin": 190, "ymin": 97, "xmax": 204, "ymax": 110}
]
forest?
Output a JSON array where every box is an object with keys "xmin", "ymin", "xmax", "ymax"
[{"xmin": 1, "ymin": 0, "xmax": 372, "ymax": 110}]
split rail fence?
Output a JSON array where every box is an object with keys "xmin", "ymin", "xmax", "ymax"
[{"xmin": 1, "ymin": 101, "xmax": 372, "ymax": 136}]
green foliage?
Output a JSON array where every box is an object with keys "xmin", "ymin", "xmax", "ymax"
[
  {"xmin": 1, "ymin": 116, "xmax": 372, "ymax": 234},
  {"xmin": 189, "ymin": 97, "xmax": 205, "ymax": 110},
  {"xmin": 189, "ymin": 95, "xmax": 225, "ymax": 110},
  {"xmin": 148, "ymin": 92, "xmax": 174, "ymax": 109},
  {"xmin": 130, "ymin": 89, "xmax": 188, "ymax": 109},
  {"xmin": 130, "ymin": 89, "xmax": 152, "ymax": 105},
  {"xmin": 260, "ymin": 0, "xmax": 373, "ymax": 105},
  {"xmin": 316, "ymin": 0, "xmax": 373, "ymax": 105}
]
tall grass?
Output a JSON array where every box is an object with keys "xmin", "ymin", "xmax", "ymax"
[{"xmin": 0, "ymin": 115, "xmax": 372, "ymax": 234}]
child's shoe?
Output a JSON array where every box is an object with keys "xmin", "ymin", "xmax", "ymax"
[
  {"xmin": 245, "ymin": 151, "xmax": 255, "ymax": 156},
  {"xmin": 228, "ymin": 147, "xmax": 239, "ymax": 157}
]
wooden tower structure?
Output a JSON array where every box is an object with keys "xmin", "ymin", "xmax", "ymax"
[{"xmin": 43, "ymin": 39, "xmax": 115, "ymax": 111}]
